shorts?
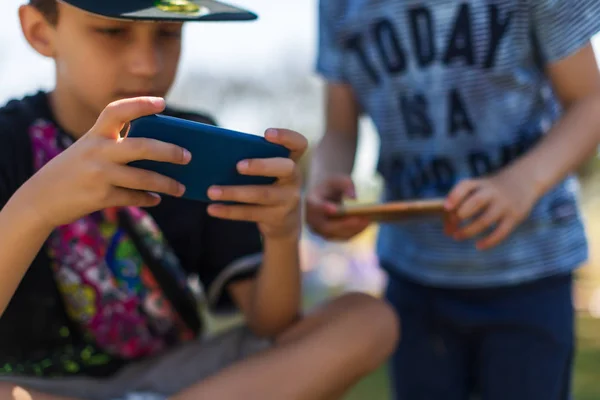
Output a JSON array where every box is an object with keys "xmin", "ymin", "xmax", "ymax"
[
  {"xmin": 384, "ymin": 269, "xmax": 575, "ymax": 400},
  {"xmin": 0, "ymin": 325, "xmax": 271, "ymax": 400}
]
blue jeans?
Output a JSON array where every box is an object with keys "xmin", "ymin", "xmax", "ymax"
[{"xmin": 384, "ymin": 270, "xmax": 574, "ymax": 400}]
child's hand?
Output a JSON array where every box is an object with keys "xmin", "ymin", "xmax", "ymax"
[
  {"xmin": 206, "ymin": 129, "xmax": 308, "ymax": 241},
  {"xmin": 444, "ymin": 170, "xmax": 538, "ymax": 250},
  {"xmin": 305, "ymin": 175, "xmax": 371, "ymax": 241},
  {"xmin": 20, "ymin": 97, "xmax": 190, "ymax": 229}
]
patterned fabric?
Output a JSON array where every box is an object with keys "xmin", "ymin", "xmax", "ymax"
[
  {"xmin": 316, "ymin": 0, "xmax": 599, "ymax": 287},
  {"xmin": 28, "ymin": 119, "xmax": 196, "ymax": 359}
]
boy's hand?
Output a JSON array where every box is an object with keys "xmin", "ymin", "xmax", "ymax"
[
  {"xmin": 21, "ymin": 97, "xmax": 190, "ymax": 229},
  {"xmin": 206, "ymin": 129, "xmax": 308, "ymax": 241},
  {"xmin": 305, "ymin": 175, "xmax": 370, "ymax": 241},
  {"xmin": 444, "ymin": 169, "xmax": 538, "ymax": 250}
]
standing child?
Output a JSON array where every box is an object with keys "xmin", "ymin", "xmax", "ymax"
[
  {"xmin": 307, "ymin": 0, "xmax": 600, "ymax": 399},
  {"xmin": 0, "ymin": 1, "xmax": 400, "ymax": 399}
]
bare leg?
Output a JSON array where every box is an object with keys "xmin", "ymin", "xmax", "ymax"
[
  {"xmin": 0, "ymin": 385, "xmax": 79, "ymax": 400},
  {"xmin": 171, "ymin": 292, "xmax": 400, "ymax": 400}
]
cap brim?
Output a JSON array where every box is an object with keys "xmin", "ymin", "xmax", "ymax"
[{"xmin": 60, "ymin": 0, "xmax": 258, "ymax": 22}]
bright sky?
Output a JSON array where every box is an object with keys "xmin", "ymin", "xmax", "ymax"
[{"xmin": 0, "ymin": 0, "xmax": 598, "ymax": 183}]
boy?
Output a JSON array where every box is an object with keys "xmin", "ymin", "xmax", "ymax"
[
  {"xmin": 306, "ymin": 0, "xmax": 600, "ymax": 399},
  {"xmin": 0, "ymin": 1, "xmax": 399, "ymax": 399}
]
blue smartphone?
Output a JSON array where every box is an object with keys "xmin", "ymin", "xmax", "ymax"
[{"xmin": 127, "ymin": 114, "xmax": 291, "ymax": 202}]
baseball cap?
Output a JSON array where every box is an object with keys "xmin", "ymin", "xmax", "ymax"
[{"xmin": 57, "ymin": 0, "xmax": 258, "ymax": 22}]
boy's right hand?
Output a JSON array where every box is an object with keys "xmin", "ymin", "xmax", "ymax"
[
  {"xmin": 305, "ymin": 175, "xmax": 370, "ymax": 241},
  {"xmin": 19, "ymin": 97, "xmax": 190, "ymax": 229}
]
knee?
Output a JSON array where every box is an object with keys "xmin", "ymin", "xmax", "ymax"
[
  {"xmin": 0, "ymin": 384, "xmax": 29, "ymax": 400},
  {"xmin": 0, "ymin": 384, "xmax": 72, "ymax": 400},
  {"xmin": 334, "ymin": 292, "xmax": 400, "ymax": 367}
]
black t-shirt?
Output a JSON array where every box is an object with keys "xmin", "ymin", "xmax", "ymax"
[{"xmin": 0, "ymin": 92, "xmax": 263, "ymax": 378}]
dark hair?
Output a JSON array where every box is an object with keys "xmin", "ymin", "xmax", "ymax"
[{"xmin": 29, "ymin": 0, "xmax": 58, "ymax": 25}]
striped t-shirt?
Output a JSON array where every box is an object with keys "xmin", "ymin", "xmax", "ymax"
[{"xmin": 316, "ymin": 0, "xmax": 600, "ymax": 287}]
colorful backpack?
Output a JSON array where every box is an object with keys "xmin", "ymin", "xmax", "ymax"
[{"xmin": 28, "ymin": 118, "xmax": 201, "ymax": 359}]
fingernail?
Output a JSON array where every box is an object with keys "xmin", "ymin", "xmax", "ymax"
[
  {"xmin": 208, "ymin": 187, "xmax": 222, "ymax": 198},
  {"xmin": 238, "ymin": 160, "xmax": 249, "ymax": 170},
  {"xmin": 183, "ymin": 149, "xmax": 192, "ymax": 162},
  {"xmin": 325, "ymin": 207, "xmax": 337, "ymax": 215},
  {"xmin": 150, "ymin": 97, "xmax": 165, "ymax": 107},
  {"xmin": 178, "ymin": 184, "xmax": 186, "ymax": 196},
  {"xmin": 265, "ymin": 129, "xmax": 278, "ymax": 139},
  {"xmin": 207, "ymin": 205, "xmax": 222, "ymax": 215}
]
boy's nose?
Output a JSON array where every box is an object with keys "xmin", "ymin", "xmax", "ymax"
[{"xmin": 128, "ymin": 43, "xmax": 162, "ymax": 78}]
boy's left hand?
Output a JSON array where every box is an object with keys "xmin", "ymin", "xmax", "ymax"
[
  {"xmin": 206, "ymin": 128, "xmax": 308, "ymax": 240},
  {"xmin": 444, "ymin": 169, "xmax": 538, "ymax": 250}
]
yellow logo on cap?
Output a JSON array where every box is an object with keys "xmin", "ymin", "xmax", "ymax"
[{"xmin": 155, "ymin": 0, "xmax": 200, "ymax": 14}]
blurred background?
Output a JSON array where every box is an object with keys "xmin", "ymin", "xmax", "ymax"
[{"xmin": 2, "ymin": 0, "xmax": 599, "ymax": 398}]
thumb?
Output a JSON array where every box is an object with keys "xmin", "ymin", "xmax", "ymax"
[
  {"xmin": 445, "ymin": 179, "xmax": 478, "ymax": 211},
  {"xmin": 324, "ymin": 175, "xmax": 356, "ymax": 200},
  {"xmin": 307, "ymin": 189, "xmax": 335, "ymax": 212},
  {"xmin": 89, "ymin": 97, "xmax": 166, "ymax": 140}
]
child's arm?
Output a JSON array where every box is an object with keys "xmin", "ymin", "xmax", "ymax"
[
  {"xmin": 304, "ymin": 0, "xmax": 372, "ymax": 241},
  {"xmin": 309, "ymin": 83, "xmax": 361, "ymax": 186},
  {"xmin": 446, "ymin": 44, "xmax": 600, "ymax": 250},
  {"xmin": 227, "ymin": 235, "xmax": 302, "ymax": 338},
  {"xmin": 304, "ymin": 83, "xmax": 371, "ymax": 241},
  {"xmin": 0, "ymin": 97, "xmax": 190, "ymax": 315},
  {"xmin": 205, "ymin": 129, "xmax": 308, "ymax": 338},
  {"xmin": 0, "ymin": 190, "xmax": 55, "ymax": 317},
  {"xmin": 506, "ymin": 44, "xmax": 600, "ymax": 197},
  {"xmin": 445, "ymin": 1, "xmax": 600, "ymax": 250}
]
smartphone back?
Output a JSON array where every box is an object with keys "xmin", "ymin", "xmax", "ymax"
[{"xmin": 127, "ymin": 114, "xmax": 290, "ymax": 202}]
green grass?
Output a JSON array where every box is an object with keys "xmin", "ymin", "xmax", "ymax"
[
  {"xmin": 574, "ymin": 315, "xmax": 600, "ymax": 400},
  {"xmin": 344, "ymin": 314, "xmax": 600, "ymax": 400},
  {"xmin": 344, "ymin": 367, "xmax": 390, "ymax": 400}
]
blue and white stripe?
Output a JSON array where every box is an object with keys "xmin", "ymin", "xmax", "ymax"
[{"xmin": 316, "ymin": 0, "xmax": 600, "ymax": 287}]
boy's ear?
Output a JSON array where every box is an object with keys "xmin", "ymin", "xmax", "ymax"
[{"xmin": 18, "ymin": 5, "xmax": 56, "ymax": 58}]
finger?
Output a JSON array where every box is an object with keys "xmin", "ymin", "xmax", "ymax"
[
  {"xmin": 320, "ymin": 218, "xmax": 371, "ymax": 239},
  {"xmin": 305, "ymin": 194, "xmax": 370, "ymax": 239},
  {"xmin": 306, "ymin": 193, "xmax": 340, "ymax": 215},
  {"xmin": 316, "ymin": 175, "xmax": 356, "ymax": 202},
  {"xmin": 110, "ymin": 188, "xmax": 163, "ymax": 208},
  {"xmin": 264, "ymin": 129, "xmax": 308, "ymax": 162},
  {"xmin": 109, "ymin": 165, "xmax": 186, "ymax": 198},
  {"xmin": 443, "ymin": 212, "xmax": 460, "ymax": 236},
  {"xmin": 325, "ymin": 175, "xmax": 356, "ymax": 198},
  {"xmin": 207, "ymin": 204, "xmax": 266, "ymax": 223},
  {"xmin": 237, "ymin": 158, "xmax": 296, "ymax": 180},
  {"xmin": 455, "ymin": 189, "xmax": 492, "ymax": 221},
  {"xmin": 306, "ymin": 200, "xmax": 370, "ymax": 234},
  {"xmin": 90, "ymin": 97, "xmax": 166, "ymax": 140},
  {"xmin": 208, "ymin": 185, "xmax": 293, "ymax": 206},
  {"xmin": 455, "ymin": 205, "xmax": 504, "ymax": 240},
  {"xmin": 445, "ymin": 179, "xmax": 479, "ymax": 211},
  {"xmin": 111, "ymin": 137, "xmax": 191, "ymax": 165},
  {"xmin": 476, "ymin": 219, "xmax": 515, "ymax": 250}
]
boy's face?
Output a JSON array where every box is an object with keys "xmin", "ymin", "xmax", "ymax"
[{"xmin": 28, "ymin": 2, "xmax": 183, "ymax": 117}]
